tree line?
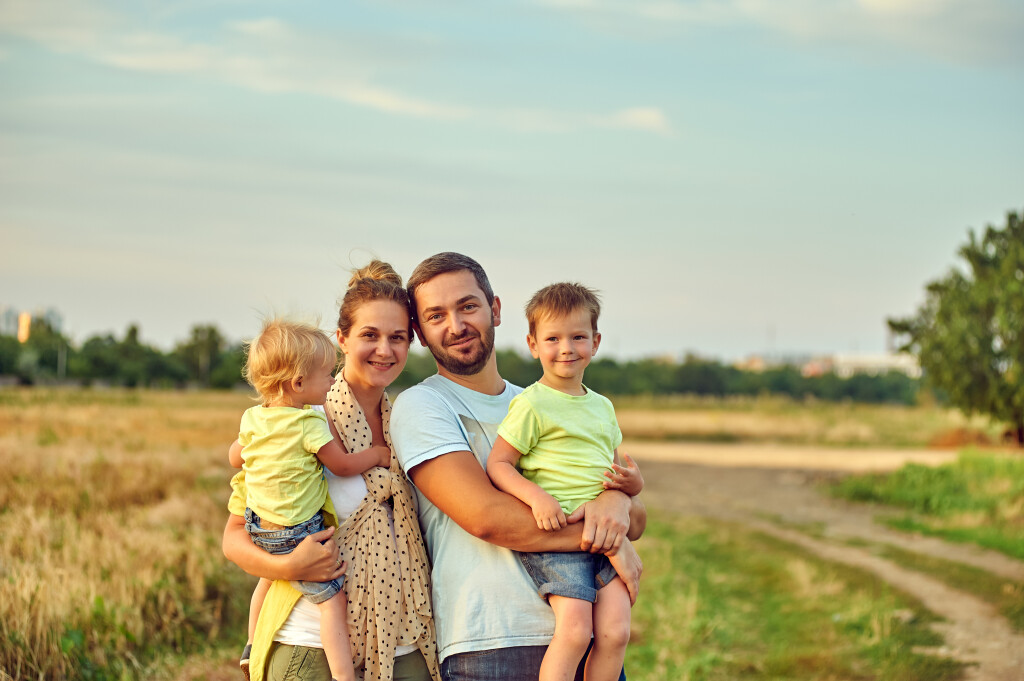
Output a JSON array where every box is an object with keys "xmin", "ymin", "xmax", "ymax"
[{"xmin": 2, "ymin": 320, "xmax": 920, "ymax": 404}]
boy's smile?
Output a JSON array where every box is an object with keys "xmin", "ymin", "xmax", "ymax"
[{"xmin": 528, "ymin": 308, "xmax": 601, "ymax": 395}]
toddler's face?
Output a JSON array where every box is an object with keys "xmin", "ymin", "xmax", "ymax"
[{"xmin": 528, "ymin": 308, "xmax": 600, "ymax": 387}]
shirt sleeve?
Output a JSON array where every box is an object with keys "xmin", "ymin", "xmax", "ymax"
[
  {"xmin": 227, "ymin": 470, "xmax": 247, "ymax": 516},
  {"xmin": 391, "ymin": 385, "xmax": 472, "ymax": 474},
  {"xmin": 496, "ymin": 393, "xmax": 541, "ymax": 456},
  {"xmin": 302, "ymin": 410, "xmax": 335, "ymax": 454}
]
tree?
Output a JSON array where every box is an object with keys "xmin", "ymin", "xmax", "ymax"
[{"xmin": 889, "ymin": 209, "xmax": 1024, "ymax": 445}]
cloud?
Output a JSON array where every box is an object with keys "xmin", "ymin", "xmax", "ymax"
[
  {"xmin": 0, "ymin": 1, "xmax": 673, "ymax": 134},
  {"xmin": 535, "ymin": 0, "xmax": 1024, "ymax": 67}
]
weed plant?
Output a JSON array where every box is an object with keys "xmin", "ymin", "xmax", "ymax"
[{"xmin": 831, "ymin": 451, "xmax": 1024, "ymax": 560}]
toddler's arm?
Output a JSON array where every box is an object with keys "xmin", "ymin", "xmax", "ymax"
[
  {"xmin": 316, "ymin": 416, "xmax": 390, "ymax": 477},
  {"xmin": 602, "ymin": 450, "xmax": 644, "ymax": 496},
  {"xmin": 487, "ymin": 436, "xmax": 567, "ymax": 531},
  {"xmin": 228, "ymin": 439, "xmax": 243, "ymax": 469},
  {"xmin": 317, "ymin": 440, "xmax": 390, "ymax": 477}
]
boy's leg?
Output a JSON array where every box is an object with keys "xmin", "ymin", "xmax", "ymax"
[
  {"xmin": 317, "ymin": 591, "xmax": 355, "ymax": 681},
  {"xmin": 583, "ymin": 577, "xmax": 631, "ymax": 681},
  {"xmin": 542, "ymin": 595, "xmax": 594, "ymax": 681}
]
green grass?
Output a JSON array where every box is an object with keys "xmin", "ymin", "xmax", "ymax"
[
  {"xmin": 627, "ymin": 512, "xmax": 965, "ymax": 680},
  {"xmin": 831, "ymin": 451, "xmax": 1024, "ymax": 560}
]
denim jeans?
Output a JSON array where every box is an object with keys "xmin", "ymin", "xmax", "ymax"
[
  {"xmin": 440, "ymin": 642, "xmax": 625, "ymax": 681},
  {"xmin": 244, "ymin": 507, "xmax": 343, "ymax": 604}
]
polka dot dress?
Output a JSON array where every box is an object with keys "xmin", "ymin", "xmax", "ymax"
[{"xmin": 326, "ymin": 374, "xmax": 439, "ymax": 681}]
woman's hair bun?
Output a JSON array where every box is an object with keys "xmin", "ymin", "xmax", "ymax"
[{"xmin": 348, "ymin": 259, "xmax": 403, "ymax": 289}]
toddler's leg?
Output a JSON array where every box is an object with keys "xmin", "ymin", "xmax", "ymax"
[
  {"xmin": 583, "ymin": 577, "xmax": 631, "ymax": 681},
  {"xmin": 542, "ymin": 595, "xmax": 594, "ymax": 681},
  {"xmin": 317, "ymin": 591, "xmax": 355, "ymax": 681},
  {"xmin": 241, "ymin": 578, "xmax": 272, "ymax": 680},
  {"xmin": 248, "ymin": 578, "xmax": 272, "ymax": 643}
]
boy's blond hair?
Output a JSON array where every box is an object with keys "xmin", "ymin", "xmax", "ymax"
[
  {"xmin": 244, "ymin": 319, "xmax": 337, "ymax": 405},
  {"xmin": 525, "ymin": 282, "xmax": 601, "ymax": 336}
]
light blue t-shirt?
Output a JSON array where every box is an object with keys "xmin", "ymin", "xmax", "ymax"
[{"xmin": 390, "ymin": 374, "xmax": 555, "ymax": 662}]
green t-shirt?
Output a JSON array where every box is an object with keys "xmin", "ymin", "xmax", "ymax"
[
  {"xmin": 238, "ymin": 405, "xmax": 335, "ymax": 526},
  {"xmin": 497, "ymin": 382, "xmax": 622, "ymax": 514}
]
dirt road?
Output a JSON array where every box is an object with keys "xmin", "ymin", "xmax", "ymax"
[{"xmin": 628, "ymin": 440, "xmax": 1024, "ymax": 681}]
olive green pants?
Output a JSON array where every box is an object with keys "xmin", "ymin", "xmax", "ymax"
[{"xmin": 265, "ymin": 642, "xmax": 432, "ymax": 681}]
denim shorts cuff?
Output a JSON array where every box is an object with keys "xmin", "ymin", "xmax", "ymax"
[
  {"xmin": 293, "ymin": 577, "xmax": 343, "ymax": 605},
  {"xmin": 539, "ymin": 582, "xmax": 597, "ymax": 603}
]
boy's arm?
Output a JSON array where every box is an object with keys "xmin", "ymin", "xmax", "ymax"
[
  {"xmin": 602, "ymin": 450, "xmax": 644, "ymax": 497},
  {"xmin": 486, "ymin": 436, "xmax": 567, "ymax": 531},
  {"xmin": 228, "ymin": 439, "xmax": 243, "ymax": 469}
]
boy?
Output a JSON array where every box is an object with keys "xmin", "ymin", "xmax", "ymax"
[{"xmin": 487, "ymin": 283, "xmax": 643, "ymax": 681}]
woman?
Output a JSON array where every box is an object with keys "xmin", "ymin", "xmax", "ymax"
[{"xmin": 223, "ymin": 261, "xmax": 439, "ymax": 681}]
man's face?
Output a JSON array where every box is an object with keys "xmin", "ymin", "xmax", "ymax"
[{"xmin": 413, "ymin": 270, "xmax": 500, "ymax": 376}]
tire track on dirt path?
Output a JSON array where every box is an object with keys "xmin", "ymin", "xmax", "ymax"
[{"xmin": 635, "ymin": 454, "xmax": 1024, "ymax": 681}]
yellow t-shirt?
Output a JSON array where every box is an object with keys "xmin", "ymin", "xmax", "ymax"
[
  {"xmin": 496, "ymin": 382, "xmax": 622, "ymax": 514},
  {"xmin": 238, "ymin": 406, "xmax": 335, "ymax": 526}
]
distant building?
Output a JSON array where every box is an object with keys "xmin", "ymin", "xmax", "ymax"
[
  {"xmin": 0, "ymin": 307, "xmax": 18, "ymax": 336},
  {"xmin": 0, "ymin": 306, "xmax": 65, "ymax": 340},
  {"xmin": 802, "ymin": 353, "xmax": 921, "ymax": 379}
]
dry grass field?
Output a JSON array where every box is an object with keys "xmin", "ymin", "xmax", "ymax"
[
  {"xmin": 0, "ymin": 388, "xmax": 1015, "ymax": 680},
  {"xmin": 0, "ymin": 388, "xmax": 256, "ymax": 680},
  {"xmin": 614, "ymin": 394, "xmax": 1000, "ymax": 448}
]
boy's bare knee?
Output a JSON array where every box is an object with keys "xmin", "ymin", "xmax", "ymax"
[{"xmin": 596, "ymin": 618, "xmax": 630, "ymax": 650}]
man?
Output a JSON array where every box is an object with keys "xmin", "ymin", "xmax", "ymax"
[{"xmin": 390, "ymin": 253, "xmax": 645, "ymax": 681}]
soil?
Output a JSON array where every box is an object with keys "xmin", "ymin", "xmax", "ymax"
[{"xmin": 628, "ymin": 440, "xmax": 1024, "ymax": 681}]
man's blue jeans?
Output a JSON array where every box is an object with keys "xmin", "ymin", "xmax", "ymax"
[{"xmin": 440, "ymin": 643, "xmax": 625, "ymax": 681}]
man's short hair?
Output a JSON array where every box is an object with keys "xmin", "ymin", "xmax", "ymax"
[
  {"xmin": 525, "ymin": 282, "xmax": 601, "ymax": 336},
  {"xmin": 406, "ymin": 252, "xmax": 495, "ymax": 321}
]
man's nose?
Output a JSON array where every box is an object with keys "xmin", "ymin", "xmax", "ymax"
[{"xmin": 448, "ymin": 314, "xmax": 467, "ymax": 336}]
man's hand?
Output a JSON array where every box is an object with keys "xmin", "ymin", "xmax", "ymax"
[
  {"xmin": 566, "ymin": 489, "xmax": 630, "ymax": 555},
  {"xmin": 287, "ymin": 526, "xmax": 346, "ymax": 583},
  {"xmin": 603, "ymin": 453, "xmax": 644, "ymax": 496},
  {"xmin": 607, "ymin": 537, "xmax": 643, "ymax": 605},
  {"xmin": 529, "ymin": 491, "xmax": 567, "ymax": 531}
]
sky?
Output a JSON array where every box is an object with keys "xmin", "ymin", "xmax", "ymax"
[{"xmin": 1, "ymin": 0, "xmax": 1022, "ymax": 362}]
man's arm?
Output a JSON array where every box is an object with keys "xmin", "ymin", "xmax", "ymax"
[{"xmin": 408, "ymin": 450, "xmax": 589, "ymax": 552}]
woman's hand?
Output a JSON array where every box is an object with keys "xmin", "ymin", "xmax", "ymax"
[
  {"xmin": 289, "ymin": 526, "xmax": 347, "ymax": 582},
  {"xmin": 223, "ymin": 516, "xmax": 345, "ymax": 583}
]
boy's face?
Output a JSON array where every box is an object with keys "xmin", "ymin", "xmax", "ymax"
[{"xmin": 527, "ymin": 308, "xmax": 601, "ymax": 388}]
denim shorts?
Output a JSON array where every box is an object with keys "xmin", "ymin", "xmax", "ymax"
[
  {"xmin": 517, "ymin": 550, "xmax": 617, "ymax": 603},
  {"xmin": 244, "ymin": 508, "xmax": 343, "ymax": 605}
]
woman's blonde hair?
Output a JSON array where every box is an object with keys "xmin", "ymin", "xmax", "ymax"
[
  {"xmin": 244, "ymin": 319, "xmax": 337, "ymax": 405},
  {"xmin": 337, "ymin": 260, "xmax": 412, "ymax": 338}
]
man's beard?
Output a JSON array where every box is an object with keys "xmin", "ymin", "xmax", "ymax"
[{"xmin": 428, "ymin": 320, "xmax": 496, "ymax": 376}]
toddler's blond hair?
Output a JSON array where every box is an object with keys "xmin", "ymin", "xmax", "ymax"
[{"xmin": 244, "ymin": 319, "xmax": 337, "ymax": 405}]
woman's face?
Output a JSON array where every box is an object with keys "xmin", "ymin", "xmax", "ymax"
[{"xmin": 337, "ymin": 299, "xmax": 411, "ymax": 392}]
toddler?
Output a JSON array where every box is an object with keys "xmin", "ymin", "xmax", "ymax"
[
  {"xmin": 228, "ymin": 319, "xmax": 389, "ymax": 681},
  {"xmin": 487, "ymin": 283, "xmax": 643, "ymax": 681}
]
